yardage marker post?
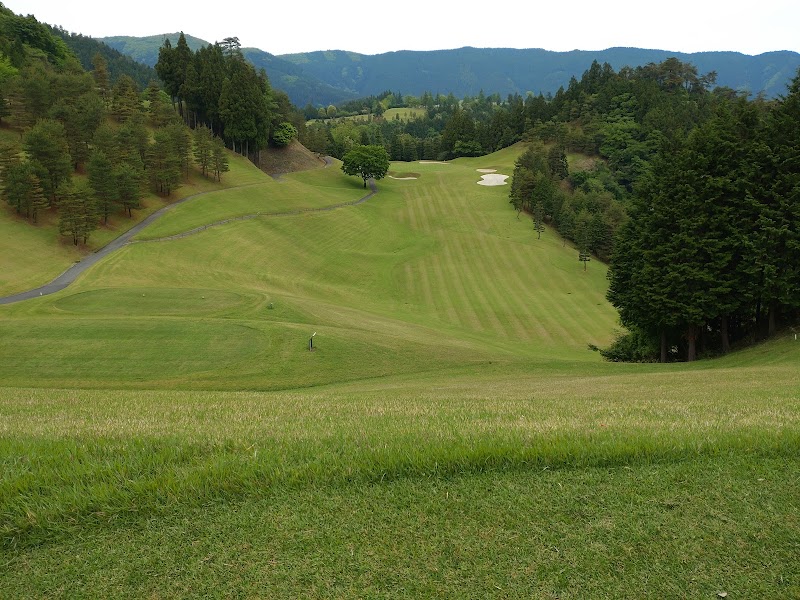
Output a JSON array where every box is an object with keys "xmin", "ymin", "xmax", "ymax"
[{"xmin": 309, "ymin": 332, "xmax": 316, "ymax": 351}]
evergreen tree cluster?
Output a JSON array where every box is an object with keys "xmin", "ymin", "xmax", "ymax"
[
  {"xmin": 0, "ymin": 10, "xmax": 229, "ymax": 246},
  {"xmin": 47, "ymin": 25, "xmax": 157, "ymax": 90},
  {"xmin": 155, "ymin": 33, "xmax": 304, "ymax": 157},
  {"xmin": 606, "ymin": 82, "xmax": 800, "ymax": 362}
]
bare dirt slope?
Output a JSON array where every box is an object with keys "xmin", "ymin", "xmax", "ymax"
[{"xmin": 258, "ymin": 140, "xmax": 327, "ymax": 176}]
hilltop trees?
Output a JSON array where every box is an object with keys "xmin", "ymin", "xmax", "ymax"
[
  {"xmin": 156, "ymin": 34, "xmax": 294, "ymax": 159},
  {"xmin": 341, "ymin": 145, "xmax": 389, "ymax": 188}
]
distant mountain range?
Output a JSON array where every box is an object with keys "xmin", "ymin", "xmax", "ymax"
[{"xmin": 101, "ymin": 34, "xmax": 800, "ymax": 106}]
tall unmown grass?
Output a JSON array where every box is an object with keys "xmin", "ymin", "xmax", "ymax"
[{"xmin": 2, "ymin": 357, "xmax": 798, "ymax": 548}]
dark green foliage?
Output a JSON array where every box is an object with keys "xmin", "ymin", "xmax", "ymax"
[
  {"xmin": 23, "ymin": 119, "xmax": 72, "ymax": 205},
  {"xmin": 114, "ymin": 162, "xmax": 143, "ymax": 217},
  {"xmin": 547, "ymin": 145, "xmax": 568, "ymax": 180},
  {"xmin": 111, "ymin": 75, "xmax": 141, "ymax": 122},
  {"xmin": 147, "ymin": 128, "xmax": 183, "ymax": 196},
  {"xmin": 87, "ymin": 150, "xmax": 117, "ymax": 224},
  {"xmin": 193, "ymin": 125, "xmax": 213, "ymax": 177},
  {"xmin": 533, "ymin": 201, "xmax": 545, "ymax": 239},
  {"xmin": 210, "ymin": 137, "xmax": 229, "ymax": 182},
  {"xmin": 47, "ymin": 27, "xmax": 156, "ymax": 90},
  {"xmin": 57, "ymin": 180, "xmax": 97, "ymax": 245},
  {"xmin": 2, "ymin": 159, "xmax": 47, "ymax": 221},
  {"xmin": 599, "ymin": 328, "xmax": 660, "ymax": 362},
  {"xmin": 606, "ymin": 75, "xmax": 800, "ymax": 362}
]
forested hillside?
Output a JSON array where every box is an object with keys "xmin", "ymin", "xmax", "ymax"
[
  {"xmin": 102, "ymin": 35, "xmax": 800, "ymax": 106},
  {"xmin": 280, "ymin": 47, "xmax": 800, "ymax": 100},
  {"xmin": 102, "ymin": 33, "xmax": 356, "ymax": 107},
  {"xmin": 48, "ymin": 26, "xmax": 157, "ymax": 89},
  {"xmin": 0, "ymin": 8, "xmax": 304, "ymax": 252}
]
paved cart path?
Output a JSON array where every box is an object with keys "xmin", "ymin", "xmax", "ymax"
[{"xmin": 0, "ymin": 164, "xmax": 376, "ymax": 305}]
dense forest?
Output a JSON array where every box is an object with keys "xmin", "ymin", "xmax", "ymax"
[
  {"xmin": 0, "ymin": 6, "xmax": 231, "ymax": 244},
  {"xmin": 48, "ymin": 26, "xmax": 158, "ymax": 89},
  {"xmin": 0, "ymin": 2, "xmax": 311, "ymax": 245}
]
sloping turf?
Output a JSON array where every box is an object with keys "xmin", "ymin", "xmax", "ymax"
[{"xmin": 1, "ymin": 145, "xmax": 798, "ymax": 597}]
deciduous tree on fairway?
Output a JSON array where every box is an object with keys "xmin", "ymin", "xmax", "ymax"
[{"xmin": 341, "ymin": 144, "xmax": 389, "ymax": 188}]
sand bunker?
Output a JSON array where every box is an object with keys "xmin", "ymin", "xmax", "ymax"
[
  {"xmin": 477, "ymin": 174, "xmax": 509, "ymax": 186},
  {"xmin": 476, "ymin": 168, "xmax": 497, "ymax": 173},
  {"xmin": 419, "ymin": 160, "xmax": 449, "ymax": 164},
  {"xmin": 389, "ymin": 175, "xmax": 418, "ymax": 180}
]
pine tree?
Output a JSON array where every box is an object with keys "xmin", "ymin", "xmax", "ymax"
[
  {"xmin": 111, "ymin": 75, "xmax": 140, "ymax": 122},
  {"xmin": 193, "ymin": 125, "xmax": 213, "ymax": 177},
  {"xmin": 115, "ymin": 162, "xmax": 142, "ymax": 217},
  {"xmin": 23, "ymin": 119, "xmax": 72, "ymax": 205},
  {"xmin": 211, "ymin": 137, "xmax": 229, "ymax": 181},
  {"xmin": 147, "ymin": 128, "xmax": 182, "ymax": 195},
  {"xmin": 87, "ymin": 150, "xmax": 117, "ymax": 224},
  {"xmin": 91, "ymin": 52, "xmax": 110, "ymax": 103},
  {"xmin": 533, "ymin": 200, "xmax": 545, "ymax": 239},
  {"xmin": 58, "ymin": 180, "xmax": 97, "ymax": 245}
]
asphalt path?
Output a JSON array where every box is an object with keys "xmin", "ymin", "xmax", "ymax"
[{"xmin": 0, "ymin": 162, "xmax": 376, "ymax": 305}]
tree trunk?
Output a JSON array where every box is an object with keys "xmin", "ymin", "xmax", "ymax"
[
  {"xmin": 686, "ymin": 325, "xmax": 697, "ymax": 362},
  {"xmin": 660, "ymin": 329, "xmax": 667, "ymax": 363},
  {"xmin": 720, "ymin": 315, "xmax": 730, "ymax": 354},
  {"xmin": 768, "ymin": 301, "xmax": 777, "ymax": 337}
]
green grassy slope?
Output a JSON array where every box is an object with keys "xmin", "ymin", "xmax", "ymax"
[
  {"xmin": 0, "ymin": 145, "xmax": 616, "ymax": 389},
  {"xmin": 1, "ymin": 143, "xmax": 798, "ymax": 597}
]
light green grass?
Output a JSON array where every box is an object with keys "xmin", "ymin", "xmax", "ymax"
[
  {"xmin": 383, "ymin": 107, "xmax": 427, "ymax": 121},
  {"xmin": 1, "ymin": 143, "xmax": 798, "ymax": 596},
  {"xmin": 134, "ymin": 160, "xmax": 366, "ymax": 240}
]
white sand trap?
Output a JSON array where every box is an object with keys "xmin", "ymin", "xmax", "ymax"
[
  {"xmin": 419, "ymin": 160, "xmax": 449, "ymax": 164},
  {"xmin": 476, "ymin": 168, "xmax": 497, "ymax": 173},
  {"xmin": 477, "ymin": 174, "xmax": 509, "ymax": 186},
  {"xmin": 389, "ymin": 175, "xmax": 418, "ymax": 180}
]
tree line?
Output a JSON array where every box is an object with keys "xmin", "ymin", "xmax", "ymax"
[
  {"xmin": 154, "ymin": 33, "xmax": 305, "ymax": 159},
  {"xmin": 606, "ymin": 78, "xmax": 799, "ymax": 362}
]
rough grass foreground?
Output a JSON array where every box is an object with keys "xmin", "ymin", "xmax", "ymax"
[{"xmin": 1, "ymin": 352, "xmax": 799, "ymax": 596}]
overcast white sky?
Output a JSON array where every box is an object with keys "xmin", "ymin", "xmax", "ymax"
[{"xmin": 8, "ymin": 0, "xmax": 800, "ymax": 56}]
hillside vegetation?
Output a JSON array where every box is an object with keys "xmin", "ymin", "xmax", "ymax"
[
  {"xmin": 2, "ymin": 144, "xmax": 799, "ymax": 596},
  {"xmin": 1, "ymin": 8, "xmax": 798, "ymax": 597},
  {"xmin": 101, "ymin": 35, "xmax": 800, "ymax": 106}
]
